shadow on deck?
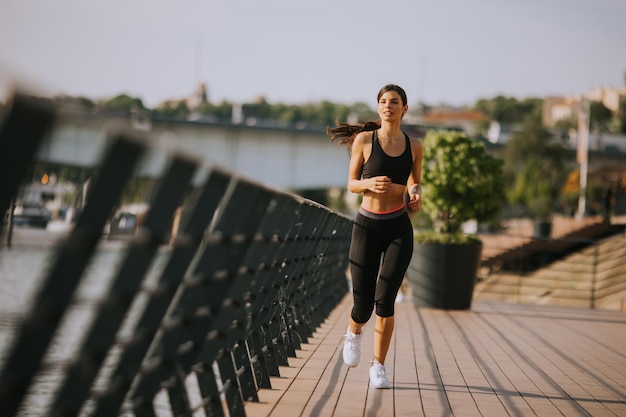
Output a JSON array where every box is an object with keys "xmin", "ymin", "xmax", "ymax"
[{"xmin": 244, "ymin": 296, "xmax": 626, "ymax": 417}]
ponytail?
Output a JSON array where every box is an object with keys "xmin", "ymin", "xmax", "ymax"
[{"xmin": 326, "ymin": 120, "xmax": 381, "ymax": 148}]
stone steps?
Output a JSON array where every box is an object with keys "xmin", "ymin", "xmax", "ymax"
[{"xmin": 475, "ymin": 232, "xmax": 626, "ymax": 311}]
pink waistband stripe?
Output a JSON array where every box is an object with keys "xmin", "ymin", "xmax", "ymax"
[{"xmin": 360, "ymin": 204, "xmax": 405, "ymax": 215}]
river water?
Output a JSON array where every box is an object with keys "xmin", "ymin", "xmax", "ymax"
[{"xmin": 0, "ymin": 226, "xmax": 187, "ymax": 416}]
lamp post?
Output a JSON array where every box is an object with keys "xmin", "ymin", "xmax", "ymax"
[{"xmin": 576, "ymin": 98, "xmax": 590, "ymax": 219}]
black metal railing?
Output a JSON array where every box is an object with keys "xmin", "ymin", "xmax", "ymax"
[{"xmin": 0, "ymin": 94, "xmax": 352, "ymax": 416}]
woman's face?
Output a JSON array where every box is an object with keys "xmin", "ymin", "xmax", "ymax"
[{"xmin": 377, "ymin": 90, "xmax": 407, "ymax": 122}]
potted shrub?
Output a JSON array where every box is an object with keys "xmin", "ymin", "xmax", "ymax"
[{"xmin": 407, "ymin": 131, "xmax": 505, "ymax": 310}]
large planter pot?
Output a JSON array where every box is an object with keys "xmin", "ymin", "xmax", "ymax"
[{"xmin": 406, "ymin": 241, "xmax": 482, "ymax": 310}]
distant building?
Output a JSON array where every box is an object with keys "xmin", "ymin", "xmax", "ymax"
[
  {"xmin": 157, "ymin": 82, "xmax": 209, "ymax": 113},
  {"xmin": 418, "ymin": 107, "xmax": 488, "ymax": 135},
  {"xmin": 542, "ymin": 86, "xmax": 626, "ymax": 127},
  {"xmin": 186, "ymin": 83, "xmax": 208, "ymax": 111},
  {"xmin": 542, "ymin": 96, "xmax": 580, "ymax": 127},
  {"xmin": 585, "ymin": 86, "xmax": 626, "ymax": 114}
]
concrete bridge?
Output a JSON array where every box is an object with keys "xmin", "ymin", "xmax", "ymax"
[
  {"xmin": 33, "ymin": 111, "xmax": 626, "ymax": 192},
  {"xmin": 36, "ymin": 112, "xmax": 351, "ymax": 191}
]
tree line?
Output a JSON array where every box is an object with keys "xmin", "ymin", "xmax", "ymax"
[
  {"xmin": 48, "ymin": 91, "xmax": 626, "ymax": 136},
  {"xmin": 48, "ymin": 91, "xmax": 626, "ymax": 218}
]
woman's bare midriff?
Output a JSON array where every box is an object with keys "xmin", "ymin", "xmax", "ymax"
[{"xmin": 361, "ymin": 183, "xmax": 406, "ymax": 212}]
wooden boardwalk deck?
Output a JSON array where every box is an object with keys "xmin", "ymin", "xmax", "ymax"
[{"xmin": 244, "ymin": 296, "xmax": 626, "ymax": 417}]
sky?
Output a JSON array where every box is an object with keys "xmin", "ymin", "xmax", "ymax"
[{"xmin": 1, "ymin": 0, "xmax": 625, "ymax": 108}]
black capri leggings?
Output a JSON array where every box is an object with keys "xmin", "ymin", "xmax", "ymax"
[{"xmin": 349, "ymin": 207, "xmax": 414, "ymax": 323}]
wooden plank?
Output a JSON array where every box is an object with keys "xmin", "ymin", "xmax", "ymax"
[
  {"xmin": 392, "ymin": 306, "xmax": 424, "ymax": 417},
  {"xmin": 245, "ymin": 298, "xmax": 626, "ymax": 417}
]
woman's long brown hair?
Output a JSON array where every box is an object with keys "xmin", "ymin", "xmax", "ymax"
[{"xmin": 326, "ymin": 120, "xmax": 381, "ymax": 148}]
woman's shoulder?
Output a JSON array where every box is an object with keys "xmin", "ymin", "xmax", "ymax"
[
  {"xmin": 408, "ymin": 135, "xmax": 423, "ymax": 148},
  {"xmin": 353, "ymin": 130, "xmax": 374, "ymax": 147},
  {"xmin": 407, "ymin": 135, "xmax": 423, "ymax": 159},
  {"xmin": 402, "ymin": 130, "xmax": 421, "ymax": 144}
]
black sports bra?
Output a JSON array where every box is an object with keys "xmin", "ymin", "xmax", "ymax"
[{"xmin": 362, "ymin": 130, "xmax": 413, "ymax": 185}]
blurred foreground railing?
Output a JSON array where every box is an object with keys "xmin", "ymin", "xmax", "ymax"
[
  {"xmin": 477, "ymin": 230, "xmax": 626, "ymax": 310},
  {"xmin": 0, "ymin": 95, "xmax": 352, "ymax": 416}
]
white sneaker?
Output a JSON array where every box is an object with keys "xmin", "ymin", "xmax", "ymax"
[
  {"xmin": 342, "ymin": 328, "xmax": 362, "ymax": 367},
  {"xmin": 369, "ymin": 361, "xmax": 391, "ymax": 389}
]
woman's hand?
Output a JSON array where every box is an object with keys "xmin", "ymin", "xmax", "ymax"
[
  {"xmin": 407, "ymin": 184, "xmax": 422, "ymax": 212},
  {"xmin": 367, "ymin": 176, "xmax": 392, "ymax": 193},
  {"xmin": 407, "ymin": 193, "xmax": 422, "ymax": 212}
]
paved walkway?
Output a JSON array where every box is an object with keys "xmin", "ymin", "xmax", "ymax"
[{"xmin": 245, "ymin": 296, "xmax": 626, "ymax": 417}]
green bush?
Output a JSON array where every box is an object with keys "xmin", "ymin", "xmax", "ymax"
[{"xmin": 419, "ymin": 131, "xmax": 505, "ymax": 236}]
